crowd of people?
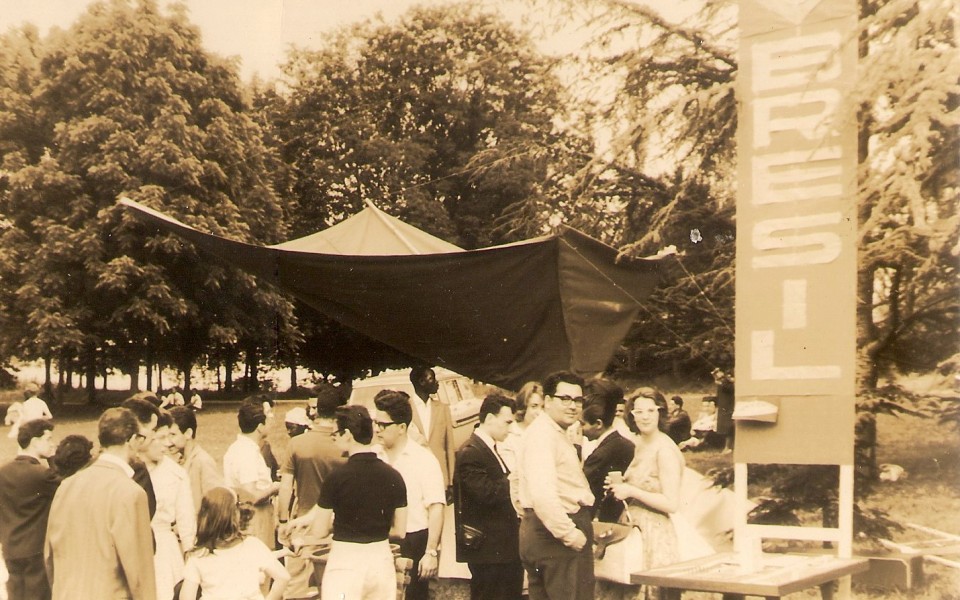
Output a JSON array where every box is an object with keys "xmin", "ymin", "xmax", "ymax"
[{"xmin": 0, "ymin": 368, "xmax": 732, "ymax": 600}]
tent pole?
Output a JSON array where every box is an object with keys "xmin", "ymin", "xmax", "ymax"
[{"xmin": 363, "ymin": 199, "xmax": 422, "ymax": 255}]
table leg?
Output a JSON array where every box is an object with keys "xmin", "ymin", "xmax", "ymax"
[{"xmin": 820, "ymin": 580, "xmax": 835, "ymax": 600}]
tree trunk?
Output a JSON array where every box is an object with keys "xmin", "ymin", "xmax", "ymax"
[
  {"xmin": 43, "ymin": 355, "xmax": 53, "ymax": 403},
  {"xmin": 289, "ymin": 364, "xmax": 297, "ymax": 393},
  {"xmin": 181, "ymin": 364, "xmax": 191, "ymax": 396},
  {"xmin": 128, "ymin": 367, "xmax": 141, "ymax": 393},
  {"xmin": 854, "ymin": 0, "xmax": 880, "ymax": 482},
  {"xmin": 244, "ymin": 349, "xmax": 259, "ymax": 392},
  {"xmin": 225, "ymin": 356, "xmax": 234, "ymax": 392},
  {"xmin": 146, "ymin": 339, "xmax": 155, "ymax": 391},
  {"xmin": 84, "ymin": 345, "xmax": 97, "ymax": 404}
]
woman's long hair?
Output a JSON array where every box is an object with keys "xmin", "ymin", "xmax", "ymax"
[
  {"xmin": 192, "ymin": 487, "xmax": 252, "ymax": 554},
  {"xmin": 515, "ymin": 381, "xmax": 544, "ymax": 423}
]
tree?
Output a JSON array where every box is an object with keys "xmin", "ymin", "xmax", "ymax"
[
  {"xmin": 854, "ymin": 0, "xmax": 959, "ymax": 389},
  {"xmin": 507, "ymin": 0, "xmax": 739, "ymax": 377},
  {"xmin": 266, "ymin": 3, "xmax": 571, "ymax": 249},
  {"xmin": 0, "ymin": 0, "xmax": 296, "ymax": 398}
]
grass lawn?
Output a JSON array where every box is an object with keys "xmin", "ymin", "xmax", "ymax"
[{"xmin": 2, "ymin": 388, "xmax": 957, "ymax": 599}]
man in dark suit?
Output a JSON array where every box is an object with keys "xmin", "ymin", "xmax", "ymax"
[
  {"xmin": 0, "ymin": 419, "xmax": 60, "ymax": 600},
  {"xmin": 580, "ymin": 388, "xmax": 635, "ymax": 523},
  {"xmin": 454, "ymin": 394, "xmax": 523, "ymax": 600},
  {"xmin": 666, "ymin": 395, "xmax": 692, "ymax": 444}
]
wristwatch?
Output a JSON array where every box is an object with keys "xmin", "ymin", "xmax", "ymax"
[{"xmin": 425, "ymin": 548, "xmax": 439, "ymax": 558}]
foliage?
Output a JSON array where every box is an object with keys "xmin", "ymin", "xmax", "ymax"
[
  {"xmin": 512, "ymin": 0, "xmax": 740, "ymax": 377},
  {"xmin": 854, "ymin": 0, "xmax": 960, "ymax": 386},
  {"xmin": 0, "ymin": 0, "xmax": 296, "ymax": 396},
  {"xmin": 265, "ymin": 3, "xmax": 571, "ymax": 249}
]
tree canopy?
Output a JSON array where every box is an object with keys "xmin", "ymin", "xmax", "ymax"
[
  {"xmin": 0, "ymin": 0, "xmax": 295, "ymax": 396},
  {"xmin": 266, "ymin": 4, "xmax": 572, "ymax": 249}
]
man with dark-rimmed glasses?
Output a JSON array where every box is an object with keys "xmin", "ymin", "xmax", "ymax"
[
  {"xmin": 518, "ymin": 371, "xmax": 595, "ymax": 600},
  {"xmin": 374, "ymin": 390, "xmax": 446, "ymax": 600}
]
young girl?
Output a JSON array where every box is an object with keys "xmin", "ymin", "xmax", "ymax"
[{"xmin": 179, "ymin": 487, "xmax": 290, "ymax": 600}]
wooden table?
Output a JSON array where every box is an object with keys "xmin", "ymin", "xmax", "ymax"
[{"xmin": 630, "ymin": 552, "xmax": 869, "ymax": 599}]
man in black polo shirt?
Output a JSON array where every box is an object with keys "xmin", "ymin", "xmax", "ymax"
[{"xmin": 285, "ymin": 405, "xmax": 406, "ymax": 600}]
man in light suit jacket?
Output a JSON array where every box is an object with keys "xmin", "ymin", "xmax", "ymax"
[
  {"xmin": 408, "ymin": 366, "xmax": 456, "ymax": 487},
  {"xmin": 454, "ymin": 394, "xmax": 523, "ymax": 600},
  {"xmin": 45, "ymin": 407, "xmax": 156, "ymax": 600}
]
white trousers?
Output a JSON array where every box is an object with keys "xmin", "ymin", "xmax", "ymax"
[{"xmin": 321, "ymin": 539, "xmax": 395, "ymax": 600}]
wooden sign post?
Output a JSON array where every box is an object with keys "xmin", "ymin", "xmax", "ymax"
[{"xmin": 736, "ymin": 0, "xmax": 859, "ymax": 595}]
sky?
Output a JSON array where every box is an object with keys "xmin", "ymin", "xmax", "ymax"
[{"xmin": 0, "ymin": 0, "xmax": 580, "ymax": 82}]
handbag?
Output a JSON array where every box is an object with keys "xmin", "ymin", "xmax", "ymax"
[
  {"xmin": 455, "ymin": 478, "xmax": 485, "ymax": 550},
  {"xmin": 593, "ymin": 502, "xmax": 644, "ymax": 584},
  {"xmin": 460, "ymin": 523, "xmax": 485, "ymax": 549}
]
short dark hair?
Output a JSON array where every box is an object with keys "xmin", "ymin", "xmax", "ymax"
[
  {"xmin": 237, "ymin": 402, "xmax": 266, "ymax": 434},
  {"xmin": 121, "ymin": 397, "xmax": 161, "ymax": 426},
  {"xmin": 98, "ymin": 407, "xmax": 140, "ymax": 448},
  {"xmin": 543, "ymin": 371, "xmax": 585, "ymax": 396},
  {"xmin": 581, "ymin": 394, "xmax": 616, "ymax": 428},
  {"xmin": 315, "ymin": 395, "xmax": 340, "ymax": 419},
  {"xmin": 246, "ymin": 392, "xmax": 275, "ymax": 408},
  {"xmin": 169, "ymin": 406, "xmax": 198, "ymax": 438},
  {"xmin": 585, "ymin": 379, "xmax": 624, "ymax": 406},
  {"xmin": 17, "ymin": 418, "xmax": 53, "ymax": 449},
  {"xmin": 53, "ymin": 434, "xmax": 94, "ymax": 477},
  {"xmin": 479, "ymin": 394, "xmax": 515, "ymax": 423},
  {"xmin": 336, "ymin": 405, "xmax": 373, "ymax": 444},
  {"xmin": 702, "ymin": 395, "xmax": 717, "ymax": 406},
  {"xmin": 409, "ymin": 366, "xmax": 434, "ymax": 386},
  {"xmin": 374, "ymin": 390, "xmax": 412, "ymax": 426},
  {"xmin": 671, "ymin": 395, "xmax": 684, "ymax": 408},
  {"xmin": 313, "ymin": 385, "xmax": 343, "ymax": 419},
  {"xmin": 156, "ymin": 409, "xmax": 173, "ymax": 429},
  {"xmin": 128, "ymin": 390, "xmax": 161, "ymax": 407}
]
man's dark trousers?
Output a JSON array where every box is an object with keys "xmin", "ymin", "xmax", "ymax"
[
  {"xmin": 6, "ymin": 554, "xmax": 50, "ymax": 600},
  {"xmin": 400, "ymin": 528, "xmax": 429, "ymax": 600},
  {"xmin": 520, "ymin": 507, "xmax": 595, "ymax": 600},
  {"xmin": 468, "ymin": 562, "xmax": 524, "ymax": 600}
]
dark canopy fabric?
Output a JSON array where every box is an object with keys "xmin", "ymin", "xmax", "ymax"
[{"xmin": 120, "ymin": 198, "xmax": 666, "ymax": 390}]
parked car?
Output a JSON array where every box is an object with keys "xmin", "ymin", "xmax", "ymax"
[{"xmin": 347, "ymin": 367, "xmax": 481, "ymax": 449}]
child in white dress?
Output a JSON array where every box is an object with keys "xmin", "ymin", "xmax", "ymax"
[{"xmin": 179, "ymin": 487, "xmax": 289, "ymax": 600}]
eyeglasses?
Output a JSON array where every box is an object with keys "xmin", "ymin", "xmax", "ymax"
[
  {"xmin": 375, "ymin": 421, "xmax": 398, "ymax": 429},
  {"xmin": 132, "ymin": 433, "xmax": 147, "ymax": 442},
  {"xmin": 551, "ymin": 395, "xmax": 584, "ymax": 407}
]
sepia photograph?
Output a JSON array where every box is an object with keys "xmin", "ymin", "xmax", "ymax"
[{"xmin": 0, "ymin": 0, "xmax": 956, "ymax": 599}]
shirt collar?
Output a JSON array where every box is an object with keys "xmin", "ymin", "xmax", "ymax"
[
  {"xmin": 474, "ymin": 428, "xmax": 498, "ymax": 453},
  {"xmin": 535, "ymin": 410, "xmax": 565, "ymax": 434},
  {"xmin": 595, "ymin": 428, "xmax": 616, "ymax": 446},
  {"xmin": 97, "ymin": 453, "xmax": 135, "ymax": 478},
  {"xmin": 235, "ymin": 433, "xmax": 260, "ymax": 448}
]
